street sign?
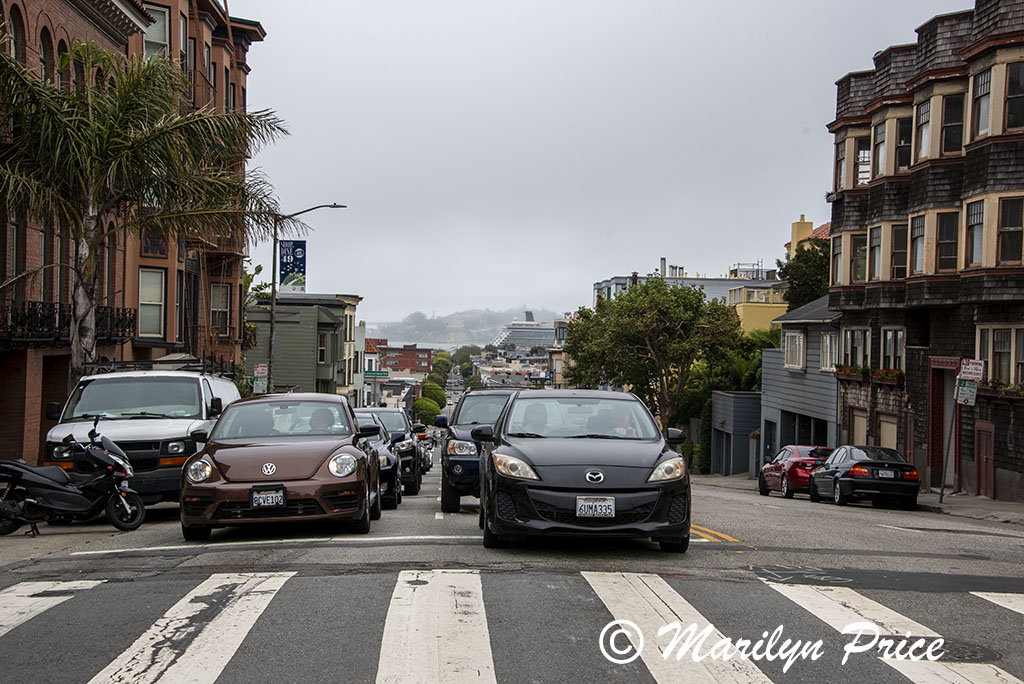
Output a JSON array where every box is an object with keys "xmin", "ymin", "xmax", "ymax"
[
  {"xmin": 252, "ymin": 377, "xmax": 268, "ymax": 395},
  {"xmin": 955, "ymin": 378, "xmax": 978, "ymax": 407},
  {"xmin": 959, "ymin": 358, "xmax": 985, "ymax": 382},
  {"xmin": 253, "ymin": 363, "xmax": 268, "ymax": 378},
  {"xmin": 365, "ymin": 370, "xmax": 389, "ymax": 378}
]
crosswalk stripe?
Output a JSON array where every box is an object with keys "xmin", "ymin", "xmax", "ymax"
[
  {"xmin": 0, "ymin": 581, "xmax": 105, "ymax": 639},
  {"xmin": 583, "ymin": 571, "xmax": 773, "ymax": 683},
  {"xmin": 88, "ymin": 571, "xmax": 294, "ymax": 684},
  {"xmin": 970, "ymin": 592, "xmax": 1024, "ymax": 617},
  {"xmin": 763, "ymin": 582, "xmax": 1024, "ymax": 684},
  {"xmin": 376, "ymin": 569, "xmax": 496, "ymax": 684}
]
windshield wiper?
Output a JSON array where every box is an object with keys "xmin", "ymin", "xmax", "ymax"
[
  {"xmin": 568, "ymin": 433, "xmax": 629, "ymax": 439},
  {"xmin": 69, "ymin": 412, "xmax": 112, "ymax": 422},
  {"xmin": 120, "ymin": 411, "xmax": 175, "ymax": 419},
  {"xmin": 507, "ymin": 432, "xmax": 546, "ymax": 438}
]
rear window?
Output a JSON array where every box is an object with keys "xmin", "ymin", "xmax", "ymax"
[{"xmin": 850, "ymin": 446, "xmax": 908, "ymax": 463}]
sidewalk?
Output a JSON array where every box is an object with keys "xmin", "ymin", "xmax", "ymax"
[{"xmin": 691, "ymin": 473, "xmax": 1024, "ymax": 526}]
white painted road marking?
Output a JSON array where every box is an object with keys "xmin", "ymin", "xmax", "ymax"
[
  {"xmin": 376, "ymin": 569, "xmax": 496, "ymax": 684},
  {"xmin": 764, "ymin": 582, "xmax": 1024, "ymax": 684},
  {"xmin": 0, "ymin": 580, "xmax": 104, "ymax": 639},
  {"xmin": 89, "ymin": 572, "xmax": 294, "ymax": 684},
  {"xmin": 970, "ymin": 592, "xmax": 1024, "ymax": 617},
  {"xmin": 70, "ymin": 535, "xmax": 481, "ymax": 556},
  {"xmin": 583, "ymin": 571, "xmax": 773, "ymax": 683},
  {"xmin": 877, "ymin": 524, "xmax": 927, "ymax": 533},
  {"xmin": 435, "ymin": 512, "xmax": 444, "ymax": 520}
]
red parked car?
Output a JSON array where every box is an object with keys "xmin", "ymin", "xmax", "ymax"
[{"xmin": 759, "ymin": 445, "xmax": 832, "ymax": 498}]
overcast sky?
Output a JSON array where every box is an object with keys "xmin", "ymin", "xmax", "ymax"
[{"xmin": 239, "ymin": 0, "xmax": 968, "ymax": 323}]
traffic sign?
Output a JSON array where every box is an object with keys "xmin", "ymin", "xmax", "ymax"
[
  {"xmin": 365, "ymin": 370, "xmax": 389, "ymax": 378},
  {"xmin": 253, "ymin": 377, "xmax": 268, "ymax": 394},
  {"xmin": 254, "ymin": 363, "xmax": 268, "ymax": 378},
  {"xmin": 955, "ymin": 378, "xmax": 977, "ymax": 407},
  {"xmin": 959, "ymin": 358, "xmax": 985, "ymax": 382}
]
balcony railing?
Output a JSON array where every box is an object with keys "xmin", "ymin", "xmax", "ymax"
[{"xmin": 0, "ymin": 301, "xmax": 136, "ymax": 346}]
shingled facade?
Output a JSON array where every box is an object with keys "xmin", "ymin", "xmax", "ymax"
[{"xmin": 828, "ymin": 0, "xmax": 1024, "ymax": 501}]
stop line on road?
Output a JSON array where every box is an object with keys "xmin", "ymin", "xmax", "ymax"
[{"xmin": 1, "ymin": 570, "xmax": 1023, "ymax": 683}]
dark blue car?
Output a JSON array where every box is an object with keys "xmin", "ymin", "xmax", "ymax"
[{"xmin": 434, "ymin": 388, "xmax": 515, "ymax": 512}]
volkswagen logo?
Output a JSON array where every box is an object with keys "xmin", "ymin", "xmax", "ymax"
[
  {"xmin": 261, "ymin": 463, "xmax": 277, "ymax": 476},
  {"xmin": 585, "ymin": 470, "xmax": 604, "ymax": 483}
]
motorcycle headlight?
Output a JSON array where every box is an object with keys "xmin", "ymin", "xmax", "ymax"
[
  {"xmin": 166, "ymin": 441, "xmax": 186, "ymax": 455},
  {"xmin": 186, "ymin": 459, "xmax": 212, "ymax": 484},
  {"xmin": 492, "ymin": 453, "xmax": 539, "ymax": 480},
  {"xmin": 329, "ymin": 454, "xmax": 358, "ymax": 478},
  {"xmin": 648, "ymin": 457, "xmax": 686, "ymax": 482},
  {"xmin": 447, "ymin": 440, "xmax": 477, "ymax": 456}
]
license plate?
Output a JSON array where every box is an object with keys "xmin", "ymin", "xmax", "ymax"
[
  {"xmin": 251, "ymin": 489, "xmax": 285, "ymax": 508},
  {"xmin": 877, "ymin": 469, "xmax": 895, "ymax": 479},
  {"xmin": 576, "ymin": 496, "xmax": 615, "ymax": 518}
]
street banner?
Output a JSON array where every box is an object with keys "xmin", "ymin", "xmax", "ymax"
[{"xmin": 279, "ymin": 240, "xmax": 306, "ymax": 293}]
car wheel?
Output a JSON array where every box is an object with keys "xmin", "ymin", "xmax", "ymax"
[
  {"xmin": 440, "ymin": 476, "xmax": 460, "ymax": 513},
  {"xmin": 834, "ymin": 479, "xmax": 849, "ymax": 506},
  {"xmin": 370, "ymin": 479, "xmax": 383, "ymax": 521},
  {"xmin": 781, "ymin": 473, "xmax": 794, "ymax": 499},
  {"xmin": 758, "ymin": 474, "xmax": 770, "ymax": 496},
  {"xmin": 809, "ymin": 479, "xmax": 820, "ymax": 502},
  {"xmin": 481, "ymin": 504, "xmax": 508, "ymax": 549},
  {"xmin": 181, "ymin": 522, "xmax": 211, "ymax": 542},
  {"xmin": 659, "ymin": 533, "xmax": 690, "ymax": 553},
  {"xmin": 395, "ymin": 474, "xmax": 403, "ymax": 505},
  {"xmin": 352, "ymin": 486, "xmax": 371, "ymax": 534}
]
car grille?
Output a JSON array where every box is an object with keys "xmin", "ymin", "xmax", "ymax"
[
  {"xmin": 323, "ymin": 490, "xmax": 360, "ymax": 510},
  {"xmin": 495, "ymin": 491, "xmax": 518, "ymax": 521},
  {"xmin": 532, "ymin": 500, "xmax": 656, "ymax": 528},
  {"xmin": 668, "ymin": 495, "xmax": 688, "ymax": 524},
  {"xmin": 213, "ymin": 499, "xmax": 325, "ymax": 520},
  {"xmin": 115, "ymin": 441, "xmax": 163, "ymax": 472},
  {"xmin": 182, "ymin": 496, "xmax": 214, "ymax": 517}
]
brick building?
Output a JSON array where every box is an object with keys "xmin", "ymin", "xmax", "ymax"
[
  {"xmin": 369, "ymin": 339, "xmax": 434, "ymax": 376},
  {"xmin": 0, "ymin": 0, "xmax": 265, "ymax": 462},
  {"xmin": 827, "ymin": 0, "xmax": 1024, "ymax": 501}
]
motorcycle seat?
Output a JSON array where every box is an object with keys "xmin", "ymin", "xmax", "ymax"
[{"xmin": 35, "ymin": 466, "xmax": 72, "ymax": 484}]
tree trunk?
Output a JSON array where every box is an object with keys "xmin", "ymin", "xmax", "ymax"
[{"xmin": 68, "ymin": 214, "xmax": 99, "ymax": 395}]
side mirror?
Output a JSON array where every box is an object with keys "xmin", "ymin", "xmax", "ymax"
[
  {"xmin": 391, "ymin": 431, "xmax": 405, "ymax": 444},
  {"xmin": 434, "ymin": 415, "xmax": 448, "ymax": 428},
  {"xmin": 471, "ymin": 425, "xmax": 495, "ymax": 443},
  {"xmin": 412, "ymin": 423, "xmax": 426, "ymax": 434},
  {"xmin": 190, "ymin": 430, "xmax": 209, "ymax": 444},
  {"xmin": 45, "ymin": 402, "xmax": 62, "ymax": 421},
  {"xmin": 666, "ymin": 428, "xmax": 685, "ymax": 445},
  {"xmin": 62, "ymin": 433, "xmax": 75, "ymax": 445},
  {"xmin": 208, "ymin": 397, "xmax": 223, "ymax": 418},
  {"xmin": 358, "ymin": 424, "xmax": 381, "ymax": 438}
]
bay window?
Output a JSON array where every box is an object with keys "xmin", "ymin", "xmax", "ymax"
[
  {"xmin": 855, "ymin": 138, "xmax": 871, "ymax": 186},
  {"xmin": 966, "ymin": 201, "xmax": 984, "ymax": 266},
  {"xmin": 910, "ymin": 216, "xmax": 925, "ymax": 274},
  {"xmin": 999, "ymin": 198, "xmax": 1023, "ymax": 264},
  {"xmin": 842, "ymin": 328, "xmax": 870, "ymax": 369},
  {"xmin": 916, "ymin": 101, "xmax": 930, "ymax": 161},
  {"xmin": 976, "ymin": 325, "xmax": 1024, "ymax": 384},
  {"xmin": 1007, "ymin": 62, "xmax": 1024, "ymax": 130},
  {"xmin": 882, "ymin": 329, "xmax": 905, "ymax": 371},
  {"xmin": 891, "ymin": 224, "xmax": 908, "ymax": 279},
  {"xmin": 936, "ymin": 212, "xmax": 959, "ymax": 271},
  {"xmin": 941, "ymin": 93, "xmax": 964, "ymax": 154},
  {"xmin": 972, "ymin": 69, "xmax": 991, "ymax": 138},
  {"xmin": 873, "ymin": 122, "xmax": 886, "ymax": 177}
]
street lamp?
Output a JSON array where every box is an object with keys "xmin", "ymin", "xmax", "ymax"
[{"xmin": 267, "ymin": 203, "xmax": 345, "ymax": 393}]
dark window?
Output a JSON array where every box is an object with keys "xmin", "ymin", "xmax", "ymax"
[
  {"xmin": 937, "ymin": 212, "xmax": 959, "ymax": 271},
  {"xmin": 973, "ymin": 69, "xmax": 991, "ymax": 138},
  {"xmin": 941, "ymin": 94, "xmax": 964, "ymax": 154},
  {"xmin": 850, "ymin": 233, "xmax": 867, "ymax": 283},
  {"xmin": 873, "ymin": 122, "xmax": 886, "ymax": 177},
  {"xmin": 892, "ymin": 223, "xmax": 908, "ymax": 278},
  {"xmin": 855, "ymin": 138, "xmax": 871, "ymax": 186},
  {"xmin": 916, "ymin": 101, "xmax": 930, "ymax": 160},
  {"xmin": 835, "ymin": 142, "xmax": 846, "ymax": 190},
  {"xmin": 869, "ymin": 227, "xmax": 881, "ymax": 280},
  {"xmin": 1008, "ymin": 63, "xmax": 1024, "ymax": 130},
  {"xmin": 896, "ymin": 118, "xmax": 912, "ymax": 170},
  {"xmin": 967, "ymin": 201, "xmax": 984, "ymax": 266},
  {"xmin": 832, "ymin": 237, "xmax": 842, "ymax": 284},
  {"xmin": 57, "ymin": 41, "xmax": 70, "ymax": 89},
  {"xmin": 999, "ymin": 198, "xmax": 1023, "ymax": 264},
  {"xmin": 8, "ymin": 6, "xmax": 26, "ymax": 65},
  {"xmin": 39, "ymin": 28, "xmax": 55, "ymax": 82},
  {"xmin": 911, "ymin": 216, "xmax": 925, "ymax": 274}
]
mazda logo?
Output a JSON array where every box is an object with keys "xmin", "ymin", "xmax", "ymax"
[
  {"xmin": 585, "ymin": 470, "xmax": 604, "ymax": 483},
  {"xmin": 261, "ymin": 463, "xmax": 277, "ymax": 476}
]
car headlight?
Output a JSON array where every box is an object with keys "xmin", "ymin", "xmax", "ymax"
[
  {"xmin": 492, "ymin": 453, "xmax": 539, "ymax": 480},
  {"xmin": 166, "ymin": 441, "xmax": 186, "ymax": 455},
  {"xmin": 396, "ymin": 439, "xmax": 414, "ymax": 451},
  {"xmin": 52, "ymin": 445, "xmax": 71, "ymax": 459},
  {"xmin": 648, "ymin": 456, "xmax": 687, "ymax": 482},
  {"xmin": 378, "ymin": 452, "xmax": 389, "ymax": 468},
  {"xmin": 186, "ymin": 460, "xmax": 212, "ymax": 484},
  {"xmin": 447, "ymin": 440, "xmax": 477, "ymax": 456},
  {"xmin": 329, "ymin": 454, "xmax": 358, "ymax": 478}
]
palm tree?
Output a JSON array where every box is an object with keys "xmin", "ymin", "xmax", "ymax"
[{"xmin": 0, "ymin": 40, "xmax": 302, "ymax": 392}]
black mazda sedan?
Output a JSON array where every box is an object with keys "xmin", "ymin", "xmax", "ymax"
[{"xmin": 474, "ymin": 389, "xmax": 691, "ymax": 552}]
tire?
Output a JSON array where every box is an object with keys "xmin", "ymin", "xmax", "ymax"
[
  {"xmin": 404, "ymin": 464, "xmax": 422, "ymax": 496},
  {"xmin": 659, "ymin": 533, "xmax": 690, "ymax": 553},
  {"xmin": 758, "ymin": 474, "xmax": 770, "ymax": 496},
  {"xmin": 106, "ymin": 492, "xmax": 145, "ymax": 531},
  {"xmin": 781, "ymin": 473, "xmax": 794, "ymax": 499},
  {"xmin": 0, "ymin": 490, "xmax": 24, "ymax": 536},
  {"xmin": 395, "ymin": 474, "xmax": 403, "ymax": 505},
  {"xmin": 181, "ymin": 522, "xmax": 211, "ymax": 542},
  {"xmin": 370, "ymin": 478, "xmax": 382, "ymax": 521},
  {"xmin": 352, "ymin": 485, "xmax": 371, "ymax": 534},
  {"xmin": 481, "ymin": 504, "xmax": 508, "ymax": 548},
  {"xmin": 440, "ymin": 476, "xmax": 460, "ymax": 513},
  {"xmin": 809, "ymin": 480, "xmax": 820, "ymax": 502},
  {"xmin": 833, "ymin": 479, "xmax": 849, "ymax": 506},
  {"xmin": 383, "ymin": 475, "xmax": 399, "ymax": 510}
]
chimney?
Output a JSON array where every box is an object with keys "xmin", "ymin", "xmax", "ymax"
[{"xmin": 660, "ymin": 257, "xmax": 667, "ymax": 276}]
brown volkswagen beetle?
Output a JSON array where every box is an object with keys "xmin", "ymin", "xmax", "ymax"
[{"xmin": 179, "ymin": 394, "xmax": 382, "ymax": 541}]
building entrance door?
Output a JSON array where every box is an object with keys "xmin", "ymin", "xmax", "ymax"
[
  {"xmin": 975, "ymin": 421, "xmax": 995, "ymax": 498},
  {"xmin": 877, "ymin": 413, "xmax": 898, "ymax": 449},
  {"xmin": 852, "ymin": 409, "xmax": 868, "ymax": 444}
]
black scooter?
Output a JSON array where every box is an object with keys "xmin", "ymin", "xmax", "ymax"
[{"xmin": 0, "ymin": 420, "xmax": 145, "ymax": 536}]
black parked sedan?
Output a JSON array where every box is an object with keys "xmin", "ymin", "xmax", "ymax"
[
  {"xmin": 475, "ymin": 389, "xmax": 691, "ymax": 552},
  {"xmin": 355, "ymin": 413, "xmax": 402, "ymax": 509},
  {"xmin": 809, "ymin": 445, "xmax": 919, "ymax": 508}
]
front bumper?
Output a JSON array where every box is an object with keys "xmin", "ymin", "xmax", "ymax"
[
  {"xmin": 397, "ymin": 448, "xmax": 418, "ymax": 483},
  {"xmin": 181, "ymin": 476, "xmax": 367, "ymax": 525},
  {"xmin": 489, "ymin": 480, "xmax": 690, "ymax": 539},
  {"xmin": 444, "ymin": 456, "xmax": 480, "ymax": 496},
  {"xmin": 840, "ymin": 478, "xmax": 918, "ymax": 499},
  {"xmin": 129, "ymin": 468, "xmax": 182, "ymax": 500}
]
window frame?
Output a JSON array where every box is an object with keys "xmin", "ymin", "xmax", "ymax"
[
  {"xmin": 972, "ymin": 69, "xmax": 991, "ymax": 139},
  {"xmin": 318, "ymin": 333, "xmax": 327, "ymax": 365},
  {"xmin": 976, "ymin": 325, "xmax": 1023, "ymax": 384},
  {"xmin": 850, "ymin": 232, "xmax": 867, "ymax": 283},
  {"xmin": 873, "ymin": 121, "xmax": 886, "ymax": 178},
  {"xmin": 831, "ymin": 237, "xmax": 843, "ymax": 285},
  {"xmin": 910, "ymin": 216, "xmax": 926, "ymax": 275},
  {"xmin": 881, "ymin": 328, "xmax": 906, "ymax": 371},
  {"xmin": 998, "ymin": 197, "xmax": 1024, "ymax": 265},
  {"xmin": 895, "ymin": 118, "xmax": 912, "ymax": 171},
  {"xmin": 210, "ymin": 282, "xmax": 231, "ymax": 337},
  {"xmin": 891, "ymin": 223, "xmax": 908, "ymax": 279},
  {"xmin": 966, "ymin": 200, "xmax": 984, "ymax": 267},
  {"xmin": 820, "ymin": 331, "xmax": 839, "ymax": 372},
  {"xmin": 143, "ymin": 4, "xmax": 171, "ymax": 59},
  {"xmin": 842, "ymin": 327, "xmax": 871, "ymax": 369},
  {"xmin": 868, "ymin": 226, "xmax": 882, "ymax": 281},
  {"xmin": 1006, "ymin": 62, "xmax": 1024, "ymax": 131},
  {"xmin": 855, "ymin": 137, "xmax": 871, "ymax": 186},
  {"xmin": 941, "ymin": 93, "xmax": 965, "ymax": 155},
  {"xmin": 138, "ymin": 267, "xmax": 166, "ymax": 338},
  {"xmin": 915, "ymin": 100, "xmax": 930, "ymax": 162},
  {"xmin": 835, "ymin": 141, "xmax": 846, "ymax": 191},
  {"xmin": 936, "ymin": 211, "xmax": 959, "ymax": 272}
]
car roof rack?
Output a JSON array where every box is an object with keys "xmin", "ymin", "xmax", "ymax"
[{"xmin": 83, "ymin": 353, "xmax": 237, "ymax": 378}]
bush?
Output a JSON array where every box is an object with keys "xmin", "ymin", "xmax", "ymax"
[
  {"xmin": 413, "ymin": 397, "xmax": 441, "ymax": 423},
  {"xmin": 695, "ymin": 399, "xmax": 712, "ymax": 474},
  {"xmin": 421, "ymin": 381, "xmax": 446, "ymax": 410}
]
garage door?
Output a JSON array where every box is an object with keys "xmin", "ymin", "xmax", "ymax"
[
  {"xmin": 878, "ymin": 414, "xmax": 898, "ymax": 449},
  {"xmin": 852, "ymin": 409, "xmax": 868, "ymax": 444}
]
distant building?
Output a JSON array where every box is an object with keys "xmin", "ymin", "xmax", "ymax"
[
  {"xmin": 593, "ymin": 257, "xmax": 779, "ymax": 307},
  {"xmin": 784, "ymin": 215, "xmax": 831, "ymax": 259},
  {"xmin": 370, "ymin": 339, "xmax": 433, "ymax": 377},
  {"xmin": 490, "ymin": 318, "xmax": 555, "ymax": 350}
]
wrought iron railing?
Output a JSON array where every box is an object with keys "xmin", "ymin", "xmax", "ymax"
[{"xmin": 0, "ymin": 300, "xmax": 136, "ymax": 346}]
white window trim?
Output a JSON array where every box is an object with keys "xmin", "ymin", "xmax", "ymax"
[
  {"xmin": 783, "ymin": 331, "xmax": 806, "ymax": 371},
  {"xmin": 880, "ymin": 327, "xmax": 906, "ymax": 371},
  {"xmin": 210, "ymin": 282, "xmax": 231, "ymax": 336},
  {"xmin": 841, "ymin": 327, "xmax": 871, "ymax": 370},
  {"xmin": 143, "ymin": 5, "xmax": 170, "ymax": 59},
  {"xmin": 976, "ymin": 324, "xmax": 1024, "ymax": 385},
  {"xmin": 820, "ymin": 331, "xmax": 839, "ymax": 372},
  {"xmin": 318, "ymin": 333, "xmax": 327, "ymax": 365},
  {"xmin": 138, "ymin": 268, "xmax": 165, "ymax": 338}
]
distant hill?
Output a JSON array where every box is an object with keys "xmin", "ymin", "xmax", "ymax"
[{"xmin": 369, "ymin": 307, "xmax": 563, "ymax": 346}]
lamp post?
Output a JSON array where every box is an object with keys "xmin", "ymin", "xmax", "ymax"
[{"xmin": 267, "ymin": 203, "xmax": 345, "ymax": 393}]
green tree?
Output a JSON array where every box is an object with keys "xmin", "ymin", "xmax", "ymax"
[
  {"xmin": 465, "ymin": 375, "xmax": 484, "ymax": 389},
  {"xmin": 529, "ymin": 346, "xmax": 546, "ymax": 356},
  {"xmin": 421, "ymin": 381, "xmax": 446, "ymax": 410},
  {"xmin": 426, "ymin": 370, "xmax": 447, "ymax": 387},
  {"xmin": 483, "ymin": 344, "xmax": 498, "ymax": 353},
  {"xmin": 460, "ymin": 361, "xmax": 473, "ymax": 379},
  {"xmin": 413, "ymin": 397, "xmax": 441, "ymax": 423},
  {"xmin": 0, "ymin": 42, "xmax": 294, "ymax": 392},
  {"xmin": 777, "ymin": 238, "xmax": 830, "ymax": 311},
  {"xmin": 564, "ymin": 276, "xmax": 742, "ymax": 433},
  {"xmin": 452, "ymin": 345, "xmax": 481, "ymax": 366},
  {"xmin": 431, "ymin": 356, "xmax": 453, "ymax": 377}
]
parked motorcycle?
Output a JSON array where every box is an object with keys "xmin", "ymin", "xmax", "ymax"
[{"xmin": 0, "ymin": 420, "xmax": 145, "ymax": 535}]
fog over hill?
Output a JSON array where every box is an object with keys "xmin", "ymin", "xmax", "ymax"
[{"xmin": 369, "ymin": 308, "xmax": 563, "ymax": 347}]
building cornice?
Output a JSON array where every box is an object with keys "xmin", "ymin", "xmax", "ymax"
[
  {"xmin": 961, "ymin": 30, "xmax": 1024, "ymax": 61},
  {"xmin": 905, "ymin": 66, "xmax": 969, "ymax": 91},
  {"xmin": 865, "ymin": 94, "xmax": 913, "ymax": 115},
  {"xmin": 66, "ymin": 0, "xmax": 151, "ymax": 44},
  {"xmin": 827, "ymin": 116, "xmax": 872, "ymax": 133},
  {"xmin": 963, "ymin": 130, "xmax": 1024, "ymax": 153}
]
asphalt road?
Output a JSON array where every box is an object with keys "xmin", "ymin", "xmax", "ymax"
[{"xmin": 2, "ymin": 451, "xmax": 1023, "ymax": 684}]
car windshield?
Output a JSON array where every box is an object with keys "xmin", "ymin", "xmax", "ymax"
[
  {"xmin": 64, "ymin": 376, "xmax": 202, "ymax": 420},
  {"xmin": 212, "ymin": 401, "xmax": 352, "ymax": 439},
  {"xmin": 454, "ymin": 394, "xmax": 510, "ymax": 425},
  {"xmin": 367, "ymin": 411, "xmax": 407, "ymax": 432},
  {"xmin": 850, "ymin": 446, "xmax": 908, "ymax": 463},
  {"xmin": 504, "ymin": 396, "xmax": 660, "ymax": 439}
]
